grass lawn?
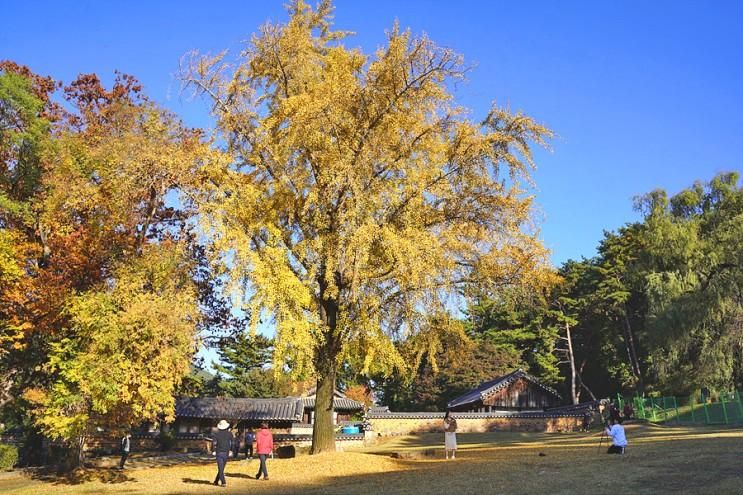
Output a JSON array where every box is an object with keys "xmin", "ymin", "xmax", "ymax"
[{"xmin": 2, "ymin": 424, "xmax": 742, "ymax": 494}]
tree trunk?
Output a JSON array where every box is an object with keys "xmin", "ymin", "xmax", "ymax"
[
  {"xmin": 311, "ymin": 288, "xmax": 339, "ymax": 454},
  {"xmin": 565, "ymin": 322, "xmax": 578, "ymax": 405},
  {"xmin": 576, "ymin": 359, "xmax": 597, "ymax": 401},
  {"xmin": 621, "ymin": 309, "xmax": 644, "ymax": 393},
  {"xmin": 310, "ymin": 358, "xmax": 337, "ymax": 454},
  {"xmin": 69, "ymin": 433, "xmax": 86, "ymax": 470}
]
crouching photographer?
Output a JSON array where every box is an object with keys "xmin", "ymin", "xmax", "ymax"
[{"xmin": 605, "ymin": 417, "xmax": 628, "ymax": 454}]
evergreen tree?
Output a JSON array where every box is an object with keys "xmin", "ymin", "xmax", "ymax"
[{"xmin": 212, "ymin": 333, "xmax": 291, "ymax": 398}]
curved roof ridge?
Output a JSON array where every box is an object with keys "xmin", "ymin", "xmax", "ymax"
[{"xmin": 446, "ymin": 369, "xmax": 561, "ymax": 409}]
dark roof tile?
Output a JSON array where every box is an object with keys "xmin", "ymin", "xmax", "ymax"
[
  {"xmin": 301, "ymin": 396, "xmax": 364, "ymax": 411},
  {"xmin": 175, "ymin": 397, "xmax": 304, "ymax": 422}
]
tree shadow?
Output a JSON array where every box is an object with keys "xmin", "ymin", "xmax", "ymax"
[{"xmin": 30, "ymin": 466, "xmax": 135, "ymax": 485}]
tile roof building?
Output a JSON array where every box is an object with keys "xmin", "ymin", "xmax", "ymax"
[
  {"xmin": 446, "ymin": 369, "xmax": 562, "ymax": 412},
  {"xmin": 173, "ymin": 391, "xmax": 364, "ymax": 435}
]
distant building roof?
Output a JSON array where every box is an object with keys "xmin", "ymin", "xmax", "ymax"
[
  {"xmin": 300, "ymin": 388, "xmax": 364, "ymax": 411},
  {"xmin": 175, "ymin": 397, "xmax": 304, "ymax": 422},
  {"xmin": 365, "ymin": 410, "xmax": 582, "ymax": 419},
  {"xmin": 301, "ymin": 396, "xmax": 364, "ymax": 411},
  {"xmin": 446, "ymin": 369, "xmax": 561, "ymax": 410}
]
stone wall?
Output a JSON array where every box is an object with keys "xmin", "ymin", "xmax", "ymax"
[{"xmin": 367, "ymin": 414, "xmax": 581, "ymax": 437}]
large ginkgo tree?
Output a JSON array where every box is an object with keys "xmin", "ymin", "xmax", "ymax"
[{"xmin": 184, "ymin": 0, "xmax": 556, "ymax": 453}]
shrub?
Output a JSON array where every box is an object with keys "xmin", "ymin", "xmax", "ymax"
[
  {"xmin": 157, "ymin": 431, "xmax": 176, "ymax": 452},
  {"xmin": 0, "ymin": 444, "xmax": 19, "ymax": 471}
]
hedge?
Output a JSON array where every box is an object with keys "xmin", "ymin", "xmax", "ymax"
[{"xmin": 0, "ymin": 443, "xmax": 18, "ymax": 471}]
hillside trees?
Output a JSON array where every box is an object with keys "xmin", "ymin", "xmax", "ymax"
[{"xmin": 183, "ymin": 0, "xmax": 555, "ymax": 452}]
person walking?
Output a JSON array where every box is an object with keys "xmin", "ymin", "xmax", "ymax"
[
  {"xmin": 443, "ymin": 410, "xmax": 458, "ymax": 460},
  {"xmin": 119, "ymin": 431, "xmax": 131, "ymax": 469},
  {"xmin": 212, "ymin": 419, "xmax": 234, "ymax": 487},
  {"xmin": 245, "ymin": 427, "xmax": 255, "ymax": 459},
  {"xmin": 255, "ymin": 422, "xmax": 273, "ymax": 481}
]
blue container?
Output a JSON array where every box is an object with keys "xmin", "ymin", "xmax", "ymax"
[{"xmin": 341, "ymin": 426, "xmax": 360, "ymax": 434}]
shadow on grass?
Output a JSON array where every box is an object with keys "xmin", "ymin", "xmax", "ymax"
[
  {"xmin": 225, "ymin": 472, "xmax": 255, "ymax": 478},
  {"xmin": 182, "ymin": 477, "xmax": 215, "ymax": 485},
  {"xmin": 30, "ymin": 466, "xmax": 136, "ymax": 485},
  {"xmin": 163, "ymin": 434, "xmax": 743, "ymax": 495}
]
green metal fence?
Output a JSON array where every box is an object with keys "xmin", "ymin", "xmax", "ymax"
[{"xmin": 615, "ymin": 391, "xmax": 743, "ymax": 425}]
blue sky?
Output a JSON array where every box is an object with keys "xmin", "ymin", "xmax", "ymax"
[{"xmin": 2, "ymin": 0, "xmax": 741, "ymax": 266}]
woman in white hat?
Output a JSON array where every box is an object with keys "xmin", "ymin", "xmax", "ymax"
[{"xmin": 212, "ymin": 419, "xmax": 234, "ymax": 487}]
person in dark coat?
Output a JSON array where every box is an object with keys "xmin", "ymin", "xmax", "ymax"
[
  {"xmin": 582, "ymin": 409, "xmax": 593, "ymax": 432},
  {"xmin": 245, "ymin": 427, "xmax": 255, "ymax": 459},
  {"xmin": 232, "ymin": 428, "xmax": 241, "ymax": 459},
  {"xmin": 623, "ymin": 402, "xmax": 634, "ymax": 420},
  {"xmin": 212, "ymin": 420, "xmax": 234, "ymax": 487},
  {"xmin": 119, "ymin": 431, "xmax": 131, "ymax": 469}
]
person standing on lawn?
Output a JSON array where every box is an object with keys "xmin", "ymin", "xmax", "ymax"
[
  {"xmin": 119, "ymin": 431, "xmax": 131, "ymax": 469},
  {"xmin": 212, "ymin": 419, "xmax": 234, "ymax": 487},
  {"xmin": 245, "ymin": 427, "xmax": 256, "ymax": 459},
  {"xmin": 443, "ymin": 410, "xmax": 458, "ymax": 460},
  {"xmin": 582, "ymin": 409, "xmax": 593, "ymax": 432},
  {"xmin": 232, "ymin": 427, "xmax": 241, "ymax": 459},
  {"xmin": 255, "ymin": 422, "xmax": 274, "ymax": 480},
  {"xmin": 623, "ymin": 402, "xmax": 635, "ymax": 420}
]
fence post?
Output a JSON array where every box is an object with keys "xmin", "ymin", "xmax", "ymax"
[
  {"xmin": 735, "ymin": 390, "xmax": 743, "ymax": 421},
  {"xmin": 721, "ymin": 394, "xmax": 729, "ymax": 424},
  {"xmin": 673, "ymin": 396, "xmax": 679, "ymax": 424},
  {"xmin": 690, "ymin": 394, "xmax": 695, "ymax": 424},
  {"xmin": 652, "ymin": 398, "xmax": 658, "ymax": 422}
]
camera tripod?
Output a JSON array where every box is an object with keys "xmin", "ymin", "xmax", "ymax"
[{"xmin": 597, "ymin": 421, "xmax": 608, "ymax": 454}]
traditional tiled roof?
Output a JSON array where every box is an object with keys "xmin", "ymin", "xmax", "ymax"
[
  {"xmin": 175, "ymin": 397, "xmax": 304, "ymax": 422},
  {"xmin": 301, "ymin": 396, "xmax": 364, "ymax": 411},
  {"xmin": 365, "ymin": 410, "xmax": 581, "ymax": 419},
  {"xmin": 300, "ymin": 388, "xmax": 364, "ymax": 411},
  {"xmin": 446, "ymin": 369, "xmax": 562, "ymax": 410}
]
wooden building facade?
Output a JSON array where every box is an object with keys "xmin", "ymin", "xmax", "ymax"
[{"xmin": 447, "ymin": 369, "xmax": 562, "ymax": 412}]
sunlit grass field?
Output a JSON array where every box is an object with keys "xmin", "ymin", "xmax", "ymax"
[{"xmin": 2, "ymin": 424, "xmax": 742, "ymax": 494}]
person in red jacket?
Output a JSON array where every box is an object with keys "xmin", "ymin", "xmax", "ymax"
[{"xmin": 255, "ymin": 422, "xmax": 274, "ymax": 481}]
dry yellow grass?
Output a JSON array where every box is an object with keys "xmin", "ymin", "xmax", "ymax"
[{"xmin": 2, "ymin": 424, "xmax": 742, "ymax": 494}]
